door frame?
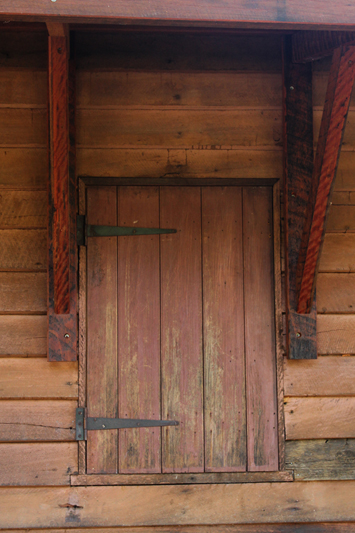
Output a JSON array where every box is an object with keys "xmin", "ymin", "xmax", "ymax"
[{"xmin": 73, "ymin": 176, "xmax": 287, "ymax": 486}]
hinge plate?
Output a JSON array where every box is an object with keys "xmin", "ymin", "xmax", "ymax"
[
  {"xmin": 75, "ymin": 409, "xmax": 178, "ymax": 441},
  {"xmin": 77, "ymin": 215, "xmax": 176, "ymax": 246}
]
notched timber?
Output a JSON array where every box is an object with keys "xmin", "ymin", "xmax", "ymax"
[{"xmin": 283, "ymin": 38, "xmax": 317, "ymax": 359}]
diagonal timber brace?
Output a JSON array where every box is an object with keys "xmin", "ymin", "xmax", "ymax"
[{"xmin": 297, "ymin": 45, "xmax": 355, "ymax": 314}]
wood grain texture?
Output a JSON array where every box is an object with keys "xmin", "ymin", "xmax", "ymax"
[
  {"xmin": 48, "ymin": 33, "xmax": 70, "ymax": 315},
  {"xmin": 0, "ymin": 400, "xmax": 76, "ymax": 441},
  {"xmin": 0, "ymin": 316, "xmax": 46, "ymax": 355},
  {"xmin": 297, "ymin": 45, "xmax": 355, "ymax": 314},
  {"xmin": 3, "ymin": 482, "xmax": 355, "ymax": 528},
  {"xmin": 0, "ymin": 69, "xmax": 47, "ymax": 106},
  {"xmin": 317, "ymin": 315, "xmax": 355, "ymax": 354},
  {"xmin": 0, "ymin": 358, "xmax": 78, "ymax": 399},
  {"xmin": 76, "ymin": 32, "xmax": 282, "ymax": 72},
  {"xmin": 0, "ymin": 148, "xmax": 47, "ymax": 189},
  {"xmin": 0, "ymin": 32, "xmax": 47, "ymax": 69},
  {"xmin": 0, "ymin": 229, "xmax": 46, "ymax": 270},
  {"xmin": 6, "ymin": 1, "xmax": 355, "ymax": 28},
  {"xmin": 319, "ymin": 233, "xmax": 355, "ymax": 272},
  {"xmin": 0, "ymin": 272, "xmax": 46, "ymax": 312},
  {"xmin": 293, "ymin": 31, "xmax": 355, "ymax": 62},
  {"xmin": 285, "ymin": 439, "xmax": 355, "ymax": 480},
  {"xmin": 0, "ymin": 108, "xmax": 46, "ymax": 146},
  {"xmin": 285, "ymin": 397, "xmax": 355, "ymax": 439},
  {"xmin": 331, "ymin": 191, "xmax": 355, "ymax": 204},
  {"xmin": 117, "ymin": 187, "xmax": 161, "ymax": 474},
  {"xmin": 283, "ymin": 43, "xmax": 317, "ymax": 359},
  {"xmin": 284, "ymin": 356, "xmax": 355, "ymax": 396},
  {"xmin": 78, "ymin": 148, "xmax": 282, "ymax": 180},
  {"xmin": 202, "ymin": 187, "xmax": 246, "ymax": 472},
  {"xmin": 326, "ymin": 205, "xmax": 355, "ymax": 232},
  {"xmin": 78, "ymin": 108, "xmax": 282, "ymax": 148},
  {"xmin": 0, "ymin": 442, "xmax": 77, "ymax": 486},
  {"xmin": 317, "ymin": 273, "xmax": 355, "ymax": 312},
  {"xmin": 72, "ymin": 471, "xmax": 293, "ymax": 486},
  {"xmin": 160, "ymin": 187, "xmax": 203, "ymax": 473},
  {"xmin": 0, "ymin": 190, "xmax": 46, "ymax": 228},
  {"xmin": 77, "ymin": 71, "xmax": 282, "ymax": 107},
  {"xmin": 314, "ymin": 108, "xmax": 355, "ymax": 148},
  {"xmin": 87, "ymin": 187, "xmax": 118, "ymax": 474},
  {"xmin": 243, "ymin": 188, "xmax": 278, "ymax": 471},
  {"xmin": 5, "ymin": 526, "xmax": 355, "ymax": 533},
  {"xmin": 78, "ymin": 245, "xmax": 86, "ymax": 474},
  {"xmin": 330, "ymin": 152, "xmax": 355, "ymax": 191}
]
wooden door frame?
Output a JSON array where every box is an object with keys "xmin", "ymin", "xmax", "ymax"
[{"xmin": 73, "ymin": 177, "xmax": 289, "ymax": 485}]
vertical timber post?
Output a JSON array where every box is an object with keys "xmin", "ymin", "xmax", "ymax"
[
  {"xmin": 283, "ymin": 37, "xmax": 317, "ymax": 359},
  {"xmin": 47, "ymin": 23, "xmax": 77, "ymax": 361}
]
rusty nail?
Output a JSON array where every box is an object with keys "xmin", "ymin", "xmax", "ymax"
[
  {"xmin": 64, "ymin": 333, "xmax": 69, "ymax": 338},
  {"xmin": 296, "ymin": 332, "xmax": 302, "ymax": 338},
  {"xmin": 290, "ymin": 86, "xmax": 295, "ymax": 90}
]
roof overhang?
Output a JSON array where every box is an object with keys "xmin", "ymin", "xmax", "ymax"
[{"xmin": 3, "ymin": 0, "xmax": 355, "ymax": 31}]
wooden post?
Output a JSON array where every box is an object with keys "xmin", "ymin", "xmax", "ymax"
[
  {"xmin": 283, "ymin": 37, "xmax": 317, "ymax": 359},
  {"xmin": 47, "ymin": 23, "xmax": 77, "ymax": 361}
]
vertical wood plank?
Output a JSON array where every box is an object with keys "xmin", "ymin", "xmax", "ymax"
[
  {"xmin": 160, "ymin": 187, "xmax": 204, "ymax": 473},
  {"xmin": 202, "ymin": 187, "xmax": 246, "ymax": 472},
  {"xmin": 243, "ymin": 187, "xmax": 278, "ymax": 471},
  {"xmin": 87, "ymin": 187, "xmax": 118, "ymax": 474},
  {"xmin": 78, "ymin": 245, "xmax": 87, "ymax": 474},
  {"xmin": 118, "ymin": 187, "xmax": 161, "ymax": 473}
]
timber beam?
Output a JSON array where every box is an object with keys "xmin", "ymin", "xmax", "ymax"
[
  {"xmin": 4, "ymin": 1, "xmax": 355, "ymax": 30},
  {"xmin": 283, "ymin": 37, "xmax": 317, "ymax": 359},
  {"xmin": 297, "ymin": 45, "xmax": 355, "ymax": 314},
  {"xmin": 293, "ymin": 31, "xmax": 355, "ymax": 62},
  {"xmin": 47, "ymin": 23, "xmax": 77, "ymax": 361}
]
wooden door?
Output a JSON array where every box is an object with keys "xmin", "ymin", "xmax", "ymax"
[{"xmin": 86, "ymin": 186, "xmax": 278, "ymax": 476}]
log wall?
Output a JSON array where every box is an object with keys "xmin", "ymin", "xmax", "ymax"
[{"xmin": 0, "ymin": 28, "xmax": 355, "ymax": 530}]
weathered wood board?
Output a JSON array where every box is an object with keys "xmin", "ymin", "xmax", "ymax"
[
  {"xmin": 317, "ymin": 315, "xmax": 355, "ymax": 354},
  {"xmin": 3, "ymin": 526, "xmax": 355, "ymax": 533},
  {"xmin": 2, "ymin": 482, "xmax": 355, "ymax": 528},
  {"xmin": 285, "ymin": 397, "xmax": 355, "ymax": 439},
  {"xmin": 0, "ymin": 190, "xmax": 46, "ymax": 228},
  {"xmin": 0, "ymin": 69, "xmax": 46, "ymax": 106},
  {"xmin": 77, "ymin": 148, "xmax": 282, "ymax": 180},
  {"xmin": 0, "ymin": 400, "xmax": 76, "ymax": 441},
  {"xmin": 0, "ymin": 359, "xmax": 78, "ymax": 399},
  {"xmin": 0, "ymin": 442, "xmax": 77, "ymax": 486},
  {"xmin": 319, "ymin": 234, "xmax": 355, "ymax": 271},
  {"xmin": 0, "ymin": 229, "xmax": 46, "ymax": 270},
  {"xmin": 317, "ymin": 273, "xmax": 355, "ymax": 313},
  {"xmin": 286, "ymin": 439, "xmax": 355, "ymax": 480},
  {"xmin": 0, "ymin": 108, "xmax": 46, "ymax": 146},
  {"xmin": 284, "ymin": 356, "xmax": 355, "ymax": 396},
  {"xmin": 0, "ymin": 272, "xmax": 46, "ymax": 312},
  {"xmin": 0, "ymin": 316, "xmax": 46, "ymax": 355},
  {"xmin": 0, "ymin": 148, "xmax": 47, "ymax": 189}
]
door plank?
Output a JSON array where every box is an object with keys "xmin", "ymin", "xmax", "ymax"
[
  {"xmin": 160, "ymin": 187, "xmax": 204, "ymax": 473},
  {"xmin": 202, "ymin": 187, "xmax": 246, "ymax": 472},
  {"xmin": 87, "ymin": 187, "xmax": 118, "ymax": 474},
  {"xmin": 118, "ymin": 187, "xmax": 161, "ymax": 473},
  {"xmin": 243, "ymin": 188, "xmax": 278, "ymax": 471}
]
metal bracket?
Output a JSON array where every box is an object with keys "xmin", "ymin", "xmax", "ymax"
[
  {"xmin": 76, "ymin": 407, "xmax": 85, "ymax": 441},
  {"xmin": 77, "ymin": 215, "xmax": 176, "ymax": 246},
  {"xmin": 75, "ymin": 408, "xmax": 178, "ymax": 441}
]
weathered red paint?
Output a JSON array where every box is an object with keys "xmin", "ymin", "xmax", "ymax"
[{"xmin": 297, "ymin": 45, "xmax": 355, "ymax": 314}]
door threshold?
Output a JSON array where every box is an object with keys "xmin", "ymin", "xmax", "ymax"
[{"xmin": 71, "ymin": 471, "xmax": 294, "ymax": 486}]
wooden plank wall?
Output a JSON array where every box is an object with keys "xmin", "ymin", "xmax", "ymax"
[
  {"xmin": 1, "ymin": 28, "xmax": 355, "ymax": 529},
  {"xmin": 283, "ymin": 55, "xmax": 355, "ymax": 480},
  {"xmin": 0, "ymin": 30, "xmax": 78, "ymax": 487}
]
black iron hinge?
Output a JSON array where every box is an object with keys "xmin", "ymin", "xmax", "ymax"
[
  {"xmin": 77, "ymin": 215, "xmax": 176, "ymax": 246},
  {"xmin": 76, "ymin": 408, "xmax": 178, "ymax": 441}
]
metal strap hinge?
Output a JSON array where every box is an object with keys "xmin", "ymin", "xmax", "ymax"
[
  {"xmin": 77, "ymin": 215, "xmax": 176, "ymax": 246},
  {"xmin": 76, "ymin": 408, "xmax": 178, "ymax": 441}
]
